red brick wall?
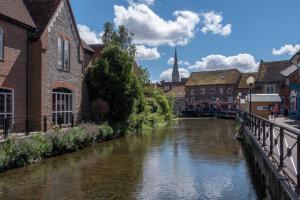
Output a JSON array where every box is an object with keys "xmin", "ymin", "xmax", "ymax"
[{"xmin": 0, "ymin": 19, "xmax": 28, "ymax": 120}]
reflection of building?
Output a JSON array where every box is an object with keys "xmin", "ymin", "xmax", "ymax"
[
  {"xmin": 185, "ymin": 69, "xmax": 241, "ymax": 111},
  {"xmin": 166, "ymin": 85, "xmax": 185, "ymax": 115}
]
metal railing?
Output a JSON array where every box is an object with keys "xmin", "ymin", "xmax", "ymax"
[
  {"xmin": 238, "ymin": 111, "xmax": 300, "ymax": 191},
  {"xmin": 0, "ymin": 113, "xmax": 100, "ymax": 140}
]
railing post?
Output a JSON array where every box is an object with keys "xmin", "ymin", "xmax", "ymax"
[
  {"xmin": 43, "ymin": 116, "xmax": 47, "ymax": 133},
  {"xmin": 258, "ymin": 118, "xmax": 261, "ymax": 141},
  {"xmin": 279, "ymin": 127, "xmax": 284, "ymax": 168},
  {"xmin": 254, "ymin": 116, "xmax": 257, "ymax": 137},
  {"xmin": 296, "ymin": 135, "xmax": 300, "ymax": 192},
  {"xmin": 262, "ymin": 121, "xmax": 266, "ymax": 146},
  {"xmin": 269, "ymin": 123, "xmax": 273, "ymax": 156},
  {"xmin": 71, "ymin": 113, "xmax": 74, "ymax": 127},
  {"xmin": 3, "ymin": 118, "xmax": 8, "ymax": 139}
]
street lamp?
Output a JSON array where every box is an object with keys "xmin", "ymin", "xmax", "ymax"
[{"xmin": 246, "ymin": 77, "xmax": 255, "ymax": 113}]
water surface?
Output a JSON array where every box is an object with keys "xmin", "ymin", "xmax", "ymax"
[{"xmin": 0, "ymin": 119, "xmax": 261, "ymax": 199}]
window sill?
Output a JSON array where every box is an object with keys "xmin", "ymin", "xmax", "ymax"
[{"xmin": 57, "ymin": 68, "xmax": 70, "ymax": 73}]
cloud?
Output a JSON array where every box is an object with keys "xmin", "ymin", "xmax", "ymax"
[
  {"xmin": 136, "ymin": 45, "xmax": 161, "ymax": 60},
  {"xmin": 160, "ymin": 68, "xmax": 190, "ymax": 81},
  {"xmin": 127, "ymin": 0, "xmax": 155, "ymax": 6},
  {"xmin": 167, "ymin": 57, "xmax": 190, "ymax": 66},
  {"xmin": 201, "ymin": 11, "xmax": 231, "ymax": 36},
  {"xmin": 272, "ymin": 44, "xmax": 300, "ymax": 56},
  {"xmin": 114, "ymin": 4, "xmax": 200, "ymax": 46},
  {"xmin": 189, "ymin": 53, "xmax": 259, "ymax": 72},
  {"xmin": 77, "ymin": 24, "xmax": 103, "ymax": 44}
]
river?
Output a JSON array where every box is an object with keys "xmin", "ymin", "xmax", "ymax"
[{"xmin": 0, "ymin": 119, "xmax": 263, "ymax": 200}]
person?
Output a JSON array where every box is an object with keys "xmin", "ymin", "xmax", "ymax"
[{"xmin": 273, "ymin": 104, "xmax": 279, "ymax": 119}]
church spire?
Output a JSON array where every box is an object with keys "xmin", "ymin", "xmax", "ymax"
[{"xmin": 172, "ymin": 47, "xmax": 180, "ymax": 82}]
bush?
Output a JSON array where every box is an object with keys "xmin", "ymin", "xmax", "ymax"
[{"xmin": 0, "ymin": 123, "xmax": 115, "ymax": 172}]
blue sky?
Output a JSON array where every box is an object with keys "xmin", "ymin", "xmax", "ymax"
[{"xmin": 71, "ymin": 0, "xmax": 300, "ymax": 81}]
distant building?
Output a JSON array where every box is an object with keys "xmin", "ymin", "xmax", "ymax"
[
  {"xmin": 237, "ymin": 72, "xmax": 257, "ymax": 97},
  {"xmin": 185, "ymin": 69, "xmax": 241, "ymax": 111},
  {"xmin": 165, "ymin": 85, "xmax": 185, "ymax": 116},
  {"xmin": 255, "ymin": 60, "xmax": 292, "ymax": 109},
  {"xmin": 172, "ymin": 48, "xmax": 180, "ymax": 82},
  {"xmin": 280, "ymin": 51, "xmax": 300, "ymax": 118}
]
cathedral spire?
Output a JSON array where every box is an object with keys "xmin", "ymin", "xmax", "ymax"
[{"xmin": 172, "ymin": 47, "xmax": 180, "ymax": 82}]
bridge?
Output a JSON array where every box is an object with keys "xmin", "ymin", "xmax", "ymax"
[{"xmin": 237, "ymin": 111, "xmax": 300, "ymax": 199}]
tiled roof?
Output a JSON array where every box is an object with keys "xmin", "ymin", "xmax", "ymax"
[
  {"xmin": 0, "ymin": 0, "xmax": 36, "ymax": 28},
  {"xmin": 185, "ymin": 69, "xmax": 241, "ymax": 86},
  {"xmin": 257, "ymin": 60, "xmax": 293, "ymax": 83},
  {"xmin": 238, "ymin": 72, "xmax": 257, "ymax": 89},
  {"xmin": 81, "ymin": 40, "xmax": 94, "ymax": 53},
  {"xmin": 24, "ymin": 0, "xmax": 62, "ymax": 36},
  {"xmin": 280, "ymin": 65, "xmax": 298, "ymax": 77}
]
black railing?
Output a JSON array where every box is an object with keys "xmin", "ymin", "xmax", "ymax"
[
  {"xmin": 238, "ymin": 111, "xmax": 300, "ymax": 191},
  {"xmin": 0, "ymin": 113, "xmax": 99, "ymax": 140}
]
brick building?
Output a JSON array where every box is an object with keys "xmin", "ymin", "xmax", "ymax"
[
  {"xmin": 0, "ymin": 0, "xmax": 94, "ymax": 130},
  {"xmin": 237, "ymin": 72, "xmax": 257, "ymax": 97},
  {"xmin": 255, "ymin": 60, "xmax": 293, "ymax": 109},
  {"xmin": 185, "ymin": 69, "xmax": 241, "ymax": 111}
]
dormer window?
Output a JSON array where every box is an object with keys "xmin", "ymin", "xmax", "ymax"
[
  {"xmin": 58, "ymin": 37, "xmax": 70, "ymax": 71},
  {"xmin": 0, "ymin": 27, "xmax": 3, "ymax": 60}
]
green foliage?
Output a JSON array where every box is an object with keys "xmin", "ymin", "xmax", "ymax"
[
  {"xmin": 86, "ymin": 22, "xmax": 173, "ymax": 134},
  {"xmin": 0, "ymin": 123, "xmax": 114, "ymax": 172}
]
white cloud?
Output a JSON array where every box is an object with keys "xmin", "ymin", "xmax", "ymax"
[
  {"xmin": 272, "ymin": 44, "xmax": 300, "ymax": 56},
  {"xmin": 160, "ymin": 68, "xmax": 190, "ymax": 81},
  {"xmin": 167, "ymin": 57, "xmax": 190, "ymax": 66},
  {"xmin": 127, "ymin": 0, "xmax": 155, "ymax": 6},
  {"xmin": 77, "ymin": 24, "xmax": 103, "ymax": 44},
  {"xmin": 136, "ymin": 45, "xmax": 161, "ymax": 60},
  {"xmin": 189, "ymin": 53, "xmax": 259, "ymax": 72},
  {"xmin": 114, "ymin": 4, "xmax": 200, "ymax": 46},
  {"xmin": 201, "ymin": 11, "xmax": 231, "ymax": 36}
]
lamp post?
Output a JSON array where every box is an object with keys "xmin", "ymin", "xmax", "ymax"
[{"xmin": 246, "ymin": 77, "xmax": 255, "ymax": 114}]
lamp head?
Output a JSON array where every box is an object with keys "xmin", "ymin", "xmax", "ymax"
[{"xmin": 246, "ymin": 76, "xmax": 255, "ymax": 86}]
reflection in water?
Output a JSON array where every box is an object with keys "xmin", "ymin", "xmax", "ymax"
[{"xmin": 0, "ymin": 119, "xmax": 260, "ymax": 199}]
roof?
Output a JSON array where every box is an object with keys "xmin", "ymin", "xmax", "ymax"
[
  {"xmin": 257, "ymin": 60, "xmax": 293, "ymax": 83},
  {"xmin": 166, "ymin": 86, "xmax": 185, "ymax": 97},
  {"xmin": 24, "ymin": 0, "xmax": 61, "ymax": 36},
  {"xmin": 247, "ymin": 94, "xmax": 281, "ymax": 102},
  {"xmin": 81, "ymin": 40, "xmax": 94, "ymax": 54},
  {"xmin": 0, "ymin": 0, "xmax": 36, "ymax": 28},
  {"xmin": 185, "ymin": 69, "xmax": 241, "ymax": 86},
  {"xmin": 238, "ymin": 73, "xmax": 257, "ymax": 89},
  {"xmin": 280, "ymin": 64, "xmax": 298, "ymax": 77}
]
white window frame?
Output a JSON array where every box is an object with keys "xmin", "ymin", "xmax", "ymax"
[
  {"xmin": 52, "ymin": 88, "xmax": 73, "ymax": 125},
  {"xmin": 0, "ymin": 88, "xmax": 14, "ymax": 128},
  {"xmin": 191, "ymin": 89, "xmax": 196, "ymax": 95},
  {"xmin": 0, "ymin": 27, "xmax": 3, "ymax": 60},
  {"xmin": 58, "ymin": 37, "xmax": 70, "ymax": 71},
  {"xmin": 265, "ymin": 85, "xmax": 276, "ymax": 94},
  {"xmin": 201, "ymin": 88, "xmax": 205, "ymax": 95},
  {"xmin": 219, "ymin": 88, "xmax": 224, "ymax": 94}
]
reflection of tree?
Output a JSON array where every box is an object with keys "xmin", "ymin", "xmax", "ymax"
[
  {"xmin": 177, "ymin": 119, "xmax": 244, "ymax": 163},
  {"xmin": 0, "ymin": 119, "xmax": 245, "ymax": 200},
  {"xmin": 0, "ymin": 128, "xmax": 171, "ymax": 200}
]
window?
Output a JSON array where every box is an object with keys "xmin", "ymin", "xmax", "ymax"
[
  {"xmin": 58, "ymin": 37, "xmax": 63, "ymax": 69},
  {"xmin": 211, "ymin": 89, "xmax": 215, "ymax": 94},
  {"xmin": 191, "ymin": 89, "xmax": 196, "ymax": 95},
  {"xmin": 211, "ymin": 97, "xmax": 216, "ymax": 102},
  {"xmin": 201, "ymin": 88, "xmax": 205, "ymax": 95},
  {"xmin": 58, "ymin": 37, "xmax": 70, "ymax": 71},
  {"xmin": 0, "ymin": 88, "xmax": 13, "ymax": 128},
  {"xmin": 0, "ymin": 27, "xmax": 3, "ymax": 60},
  {"xmin": 227, "ymin": 88, "xmax": 232, "ymax": 95},
  {"xmin": 265, "ymin": 85, "xmax": 276, "ymax": 94},
  {"xmin": 52, "ymin": 88, "xmax": 73, "ymax": 125},
  {"xmin": 191, "ymin": 97, "xmax": 195, "ymax": 102},
  {"xmin": 219, "ymin": 88, "xmax": 224, "ymax": 94}
]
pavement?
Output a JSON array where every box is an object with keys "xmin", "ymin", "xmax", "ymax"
[{"xmin": 269, "ymin": 116, "xmax": 300, "ymax": 133}]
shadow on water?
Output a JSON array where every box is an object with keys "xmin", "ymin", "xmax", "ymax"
[{"xmin": 0, "ymin": 119, "xmax": 264, "ymax": 200}]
